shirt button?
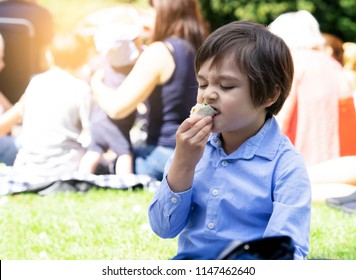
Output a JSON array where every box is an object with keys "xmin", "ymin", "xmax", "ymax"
[
  {"xmin": 171, "ymin": 197, "xmax": 178, "ymax": 203},
  {"xmin": 212, "ymin": 189, "xmax": 219, "ymax": 196},
  {"xmin": 213, "ymin": 139, "xmax": 221, "ymax": 146},
  {"xmin": 221, "ymin": 160, "xmax": 228, "ymax": 167},
  {"xmin": 208, "ymin": 223, "xmax": 215, "ymax": 229}
]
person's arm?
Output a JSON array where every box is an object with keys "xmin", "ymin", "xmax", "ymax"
[
  {"xmin": 148, "ymin": 116, "xmax": 213, "ymax": 237},
  {"xmin": 91, "ymin": 41, "xmax": 175, "ymax": 119},
  {"xmin": 0, "ymin": 100, "xmax": 23, "ymax": 136}
]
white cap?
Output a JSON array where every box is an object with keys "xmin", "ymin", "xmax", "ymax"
[
  {"xmin": 94, "ymin": 24, "xmax": 140, "ymax": 67},
  {"xmin": 269, "ymin": 10, "xmax": 325, "ymax": 50}
]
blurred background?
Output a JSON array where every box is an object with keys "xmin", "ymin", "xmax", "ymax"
[{"xmin": 37, "ymin": 0, "xmax": 356, "ymax": 42}]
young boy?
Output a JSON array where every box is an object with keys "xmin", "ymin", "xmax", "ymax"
[
  {"xmin": 0, "ymin": 32, "xmax": 92, "ymax": 177},
  {"xmin": 148, "ymin": 21, "xmax": 311, "ymax": 260},
  {"xmin": 79, "ymin": 25, "xmax": 141, "ymax": 175}
]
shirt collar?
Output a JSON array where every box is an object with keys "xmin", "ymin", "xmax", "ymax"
[{"xmin": 208, "ymin": 116, "xmax": 281, "ymax": 161}]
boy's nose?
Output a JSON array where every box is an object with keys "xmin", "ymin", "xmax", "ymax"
[{"xmin": 202, "ymin": 87, "xmax": 218, "ymax": 101}]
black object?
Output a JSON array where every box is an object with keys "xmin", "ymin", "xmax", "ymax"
[
  {"xmin": 218, "ymin": 235, "xmax": 295, "ymax": 260},
  {"xmin": 172, "ymin": 235, "xmax": 295, "ymax": 260},
  {"xmin": 326, "ymin": 191, "xmax": 356, "ymax": 214},
  {"xmin": 340, "ymin": 201, "xmax": 356, "ymax": 214},
  {"xmin": 0, "ymin": 17, "xmax": 35, "ymax": 103}
]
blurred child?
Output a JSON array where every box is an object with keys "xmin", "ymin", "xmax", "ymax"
[
  {"xmin": 0, "ymin": 32, "xmax": 92, "ymax": 177},
  {"xmin": 148, "ymin": 21, "xmax": 311, "ymax": 260},
  {"xmin": 79, "ymin": 24, "xmax": 141, "ymax": 175}
]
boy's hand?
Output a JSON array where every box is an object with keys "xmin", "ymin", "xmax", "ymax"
[
  {"xmin": 175, "ymin": 116, "xmax": 213, "ymax": 166},
  {"xmin": 166, "ymin": 116, "xmax": 213, "ymax": 192}
]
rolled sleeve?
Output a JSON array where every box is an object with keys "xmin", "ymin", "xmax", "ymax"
[
  {"xmin": 148, "ymin": 176, "xmax": 193, "ymax": 238},
  {"xmin": 264, "ymin": 154, "xmax": 311, "ymax": 260}
]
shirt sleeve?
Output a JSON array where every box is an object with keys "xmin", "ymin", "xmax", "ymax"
[
  {"xmin": 263, "ymin": 151, "xmax": 312, "ymax": 260},
  {"xmin": 148, "ymin": 174, "xmax": 193, "ymax": 239}
]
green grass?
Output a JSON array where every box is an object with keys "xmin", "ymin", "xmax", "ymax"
[
  {"xmin": 0, "ymin": 189, "xmax": 355, "ymax": 260},
  {"xmin": 310, "ymin": 202, "xmax": 356, "ymax": 260},
  {"xmin": 0, "ymin": 189, "xmax": 176, "ymax": 260},
  {"xmin": 4, "ymin": 0, "xmax": 355, "ymax": 260}
]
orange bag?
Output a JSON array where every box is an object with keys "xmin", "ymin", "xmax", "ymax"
[{"xmin": 339, "ymin": 96, "xmax": 356, "ymax": 156}]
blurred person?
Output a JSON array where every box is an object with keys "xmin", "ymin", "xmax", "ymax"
[
  {"xmin": 0, "ymin": 32, "xmax": 92, "ymax": 178},
  {"xmin": 269, "ymin": 10, "xmax": 353, "ymax": 166},
  {"xmin": 91, "ymin": 0, "xmax": 210, "ymax": 180},
  {"xmin": 343, "ymin": 42, "xmax": 356, "ymax": 96},
  {"xmin": 79, "ymin": 24, "xmax": 141, "ymax": 175},
  {"xmin": 322, "ymin": 34, "xmax": 356, "ymax": 156},
  {"xmin": 322, "ymin": 33, "xmax": 344, "ymax": 66},
  {"xmin": 0, "ymin": 32, "xmax": 17, "ymax": 165},
  {"xmin": 0, "ymin": 0, "xmax": 54, "ymax": 103},
  {"xmin": 308, "ymin": 156, "xmax": 356, "ymax": 206}
]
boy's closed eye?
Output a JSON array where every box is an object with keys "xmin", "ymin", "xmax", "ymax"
[
  {"xmin": 198, "ymin": 84, "xmax": 235, "ymax": 90},
  {"xmin": 220, "ymin": 85, "xmax": 235, "ymax": 91},
  {"xmin": 198, "ymin": 84, "xmax": 208, "ymax": 89}
]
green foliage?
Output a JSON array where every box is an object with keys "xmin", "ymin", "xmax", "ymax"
[{"xmin": 199, "ymin": 0, "xmax": 356, "ymax": 42}]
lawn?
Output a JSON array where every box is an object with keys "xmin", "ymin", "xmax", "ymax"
[
  {"xmin": 0, "ymin": 188, "xmax": 355, "ymax": 260},
  {"xmin": 2, "ymin": 0, "xmax": 355, "ymax": 261},
  {"xmin": 0, "ymin": 188, "xmax": 176, "ymax": 260}
]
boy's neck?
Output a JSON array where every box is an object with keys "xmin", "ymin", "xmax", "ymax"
[{"xmin": 220, "ymin": 113, "xmax": 270, "ymax": 155}]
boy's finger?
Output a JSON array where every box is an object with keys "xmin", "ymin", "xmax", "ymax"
[
  {"xmin": 177, "ymin": 116, "xmax": 212, "ymax": 134},
  {"xmin": 191, "ymin": 122, "xmax": 213, "ymax": 143}
]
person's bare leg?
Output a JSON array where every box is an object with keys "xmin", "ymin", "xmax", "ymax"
[
  {"xmin": 115, "ymin": 154, "xmax": 133, "ymax": 175},
  {"xmin": 311, "ymin": 183, "xmax": 356, "ymax": 202},
  {"xmin": 308, "ymin": 156, "xmax": 356, "ymax": 186},
  {"xmin": 78, "ymin": 151, "xmax": 101, "ymax": 174}
]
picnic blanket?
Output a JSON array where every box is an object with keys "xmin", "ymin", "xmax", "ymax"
[{"xmin": 0, "ymin": 167, "xmax": 159, "ymax": 195}]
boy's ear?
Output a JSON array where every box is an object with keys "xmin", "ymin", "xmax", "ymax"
[{"xmin": 264, "ymin": 86, "xmax": 281, "ymax": 108}]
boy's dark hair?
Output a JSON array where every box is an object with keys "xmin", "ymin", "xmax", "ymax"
[
  {"xmin": 195, "ymin": 21, "xmax": 294, "ymax": 115},
  {"xmin": 49, "ymin": 32, "xmax": 88, "ymax": 70}
]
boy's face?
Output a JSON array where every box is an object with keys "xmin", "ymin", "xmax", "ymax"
[{"xmin": 196, "ymin": 53, "xmax": 268, "ymax": 136}]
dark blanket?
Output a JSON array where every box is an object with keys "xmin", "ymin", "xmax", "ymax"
[
  {"xmin": 0, "ymin": 172, "xmax": 159, "ymax": 195},
  {"xmin": 326, "ymin": 191, "xmax": 356, "ymax": 214}
]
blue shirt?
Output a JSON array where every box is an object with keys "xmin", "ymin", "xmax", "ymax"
[{"xmin": 148, "ymin": 116, "xmax": 311, "ymax": 260}]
